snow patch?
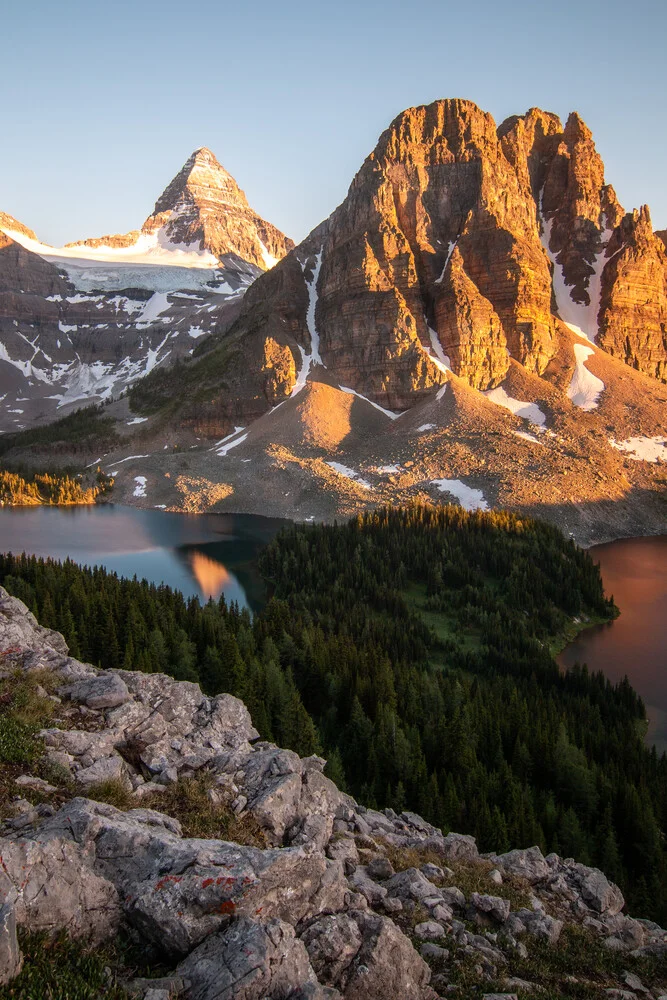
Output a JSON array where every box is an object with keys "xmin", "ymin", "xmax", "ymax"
[
  {"xmin": 514, "ymin": 430, "xmax": 544, "ymax": 446},
  {"xmin": 338, "ymin": 385, "xmax": 401, "ymax": 419},
  {"xmin": 326, "ymin": 461, "xmax": 371, "ymax": 489},
  {"xmin": 424, "ymin": 326, "xmax": 452, "ymax": 376},
  {"xmin": 377, "ymin": 465, "xmax": 401, "ymax": 474},
  {"xmin": 209, "ymin": 427, "xmax": 245, "ymax": 451},
  {"xmin": 292, "ymin": 249, "xmax": 324, "ymax": 395},
  {"xmin": 127, "ymin": 417, "xmax": 148, "ymax": 425},
  {"xmin": 259, "ymin": 239, "xmax": 279, "ymax": 269},
  {"xmin": 431, "ymin": 479, "xmax": 489, "ymax": 511},
  {"xmin": 539, "ymin": 195, "xmax": 612, "ymax": 344},
  {"xmin": 108, "ymin": 454, "xmax": 151, "ymax": 466},
  {"xmin": 133, "ymin": 476, "xmax": 147, "ymax": 498},
  {"xmin": 215, "ymin": 433, "xmax": 248, "ymax": 457},
  {"xmin": 188, "ymin": 326, "xmax": 206, "ymax": 339},
  {"xmin": 482, "ymin": 386, "xmax": 546, "ymax": 426},
  {"xmin": 609, "ymin": 436, "xmax": 667, "ymax": 463},
  {"xmin": 434, "ymin": 240, "xmax": 457, "ymax": 284},
  {"xmin": 568, "ymin": 343, "xmax": 605, "ymax": 411},
  {"xmin": 417, "ymin": 423, "xmax": 436, "ymax": 432}
]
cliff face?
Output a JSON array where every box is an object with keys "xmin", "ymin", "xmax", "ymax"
[
  {"xmin": 1, "ymin": 588, "xmax": 666, "ymax": 997},
  {"xmin": 218, "ymin": 99, "xmax": 665, "ymax": 415},
  {"xmin": 142, "ymin": 147, "xmax": 295, "ymax": 268},
  {"xmin": 597, "ymin": 207, "xmax": 667, "ymax": 381}
]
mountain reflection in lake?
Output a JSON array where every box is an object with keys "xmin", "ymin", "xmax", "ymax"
[
  {"xmin": 558, "ymin": 535, "xmax": 667, "ymax": 754},
  {"xmin": 0, "ymin": 505, "xmax": 289, "ymax": 611}
]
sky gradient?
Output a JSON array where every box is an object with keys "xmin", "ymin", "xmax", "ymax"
[{"xmin": 3, "ymin": 0, "xmax": 666, "ymax": 246}]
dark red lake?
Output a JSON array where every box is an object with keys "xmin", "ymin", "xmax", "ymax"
[{"xmin": 558, "ymin": 536, "xmax": 667, "ymax": 753}]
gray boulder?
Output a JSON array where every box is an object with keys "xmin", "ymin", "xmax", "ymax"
[
  {"xmin": 384, "ymin": 867, "xmax": 439, "ymax": 904},
  {"xmin": 0, "ymin": 903, "xmax": 22, "ymax": 985},
  {"xmin": 34, "ymin": 798, "xmax": 347, "ymax": 956},
  {"xmin": 578, "ymin": 867, "xmax": 625, "ymax": 915},
  {"xmin": 508, "ymin": 909, "xmax": 563, "ymax": 945},
  {"xmin": 440, "ymin": 832, "xmax": 478, "ymax": 861},
  {"xmin": 61, "ymin": 672, "xmax": 130, "ymax": 710},
  {"xmin": 469, "ymin": 892, "xmax": 510, "ymax": 923},
  {"xmin": 348, "ymin": 866, "xmax": 387, "ymax": 907},
  {"xmin": 414, "ymin": 921, "xmax": 446, "ymax": 940},
  {"xmin": 0, "ymin": 833, "xmax": 120, "ymax": 944},
  {"xmin": 176, "ymin": 917, "xmax": 318, "ymax": 1000},
  {"xmin": 300, "ymin": 913, "xmax": 363, "ymax": 984},
  {"xmin": 302, "ymin": 910, "xmax": 431, "ymax": 1000},
  {"xmin": 0, "ymin": 587, "xmax": 69, "ymax": 657},
  {"xmin": 326, "ymin": 836, "xmax": 359, "ymax": 872},
  {"xmin": 492, "ymin": 846, "xmax": 549, "ymax": 883}
]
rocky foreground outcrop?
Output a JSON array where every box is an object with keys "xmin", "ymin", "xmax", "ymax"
[{"xmin": 1, "ymin": 585, "xmax": 666, "ymax": 998}]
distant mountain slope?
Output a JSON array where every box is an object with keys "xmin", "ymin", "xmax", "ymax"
[
  {"xmin": 96, "ymin": 99, "xmax": 664, "ymax": 540},
  {"xmin": 0, "ymin": 149, "xmax": 292, "ymax": 430}
]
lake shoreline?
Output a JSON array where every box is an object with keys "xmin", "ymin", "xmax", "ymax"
[{"xmin": 3, "ymin": 494, "xmax": 667, "ymax": 551}]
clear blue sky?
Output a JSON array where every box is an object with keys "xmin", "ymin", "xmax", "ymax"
[{"xmin": 3, "ymin": 0, "xmax": 666, "ymax": 246}]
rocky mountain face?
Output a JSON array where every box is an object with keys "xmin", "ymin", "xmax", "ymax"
[
  {"xmin": 0, "ymin": 151, "xmax": 292, "ymax": 431},
  {"xmin": 99, "ymin": 100, "xmax": 665, "ymax": 542},
  {"xmin": 227, "ymin": 100, "xmax": 667, "ymax": 413},
  {"xmin": 72, "ymin": 147, "xmax": 294, "ymax": 270},
  {"xmin": 1, "ymin": 587, "xmax": 666, "ymax": 998}
]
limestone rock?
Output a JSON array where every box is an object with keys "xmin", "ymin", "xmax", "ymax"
[
  {"xmin": 175, "ymin": 917, "xmax": 318, "ymax": 1000},
  {"xmin": 0, "ymin": 903, "xmax": 22, "ymax": 985},
  {"xmin": 34, "ymin": 798, "xmax": 347, "ymax": 956},
  {"xmin": 302, "ymin": 910, "xmax": 432, "ymax": 1000},
  {"xmin": 60, "ymin": 672, "xmax": 130, "ymax": 710},
  {"xmin": 469, "ymin": 892, "xmax": 511, "ymax": 923},
  {"xmin": 0, "ymin": 834, "xmax": 120, "ymax": 943},
  {"xmin": 492, "ymin": 846, "xmax": 550, "ymax": 883}
]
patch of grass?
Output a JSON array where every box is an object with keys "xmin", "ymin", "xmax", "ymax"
[
  {"xmin": 85, "ymin": 773, "xmax": 267, "ymax": 848},
  {"xmin": 402, "ymin": 582, "xmax": 482, "ymax": 655},
  {"xmin": 0, "ymin": 668, "xmax": 57, "ymax": 768},
  {"xmin": 381, "ymin": 841, "xmax": 532, "ymax": 912},
  {"xmin": 159, "ymin": 773, "xmax": 266, "ymax": 846},
  {"xmin": 85, "ymin": 778, "xmax": 134, "ymax": 810},
  {"xmin": 0, "ymin": 716, "xmax": 42, "ymax": 767},
  {"xmin": 504, "ymin": 924, "xmax": 666, "ymax": 998},
  {"xmin": 0, "ymin": 931, "xmax": 131, "ymax": 1000},
  {"xmin": 427, "ymin": 924, "xmax": 667, "ymax": 1000}
]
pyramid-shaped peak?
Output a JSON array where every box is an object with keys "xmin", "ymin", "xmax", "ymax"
[{"xmin": 151, "ymin": 147, "xmax": 246, "ymax": 217}]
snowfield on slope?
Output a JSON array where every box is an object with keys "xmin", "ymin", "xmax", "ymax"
[
  {"xmin": 568, "ymin": 344, "xmax": 605, "ymax": 411},
  {"xmin": 609, "ymin": 436, "xmax": 667, "ymax": 462},
  {"xmin": 326, "ymin": 462, "xmax": 371, "ymax": 489},
  {"xmin": 292, "ymin": 250, "xmax": 324, "ymax": 396},
  {"xmin": 483, "ymin": 386, "xmax": 546, "ymax": 426},
  {"xmin": 431, "ymin": 479, "xmax": 489, "ymax": 511}
]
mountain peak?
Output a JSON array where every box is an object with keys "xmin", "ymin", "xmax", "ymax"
[
  {"xmin": 142, "ymin": 148, "xmax": 294, "ymax": 268},
  {"xmin": 150, "ymin": 147, "xmax": 245, "ymax": 218}
]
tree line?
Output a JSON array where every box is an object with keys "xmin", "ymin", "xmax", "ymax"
[{"xmin": 1, "ymin": 503, "xmax": 664, "ymax": 922}]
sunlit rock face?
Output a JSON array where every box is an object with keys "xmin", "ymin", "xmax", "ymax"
[
  {"xmin": 139, "ymin": 147, "xmax": 294, "ymax": 269},
  {"xmin": 219, "ymin": 99, "xmax": 666, "ymax": 419}
]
